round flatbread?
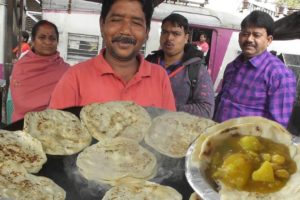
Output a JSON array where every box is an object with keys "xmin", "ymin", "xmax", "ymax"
[
  {"xmin": 80, "ymin": 101, "xmax": 151, "ymax": 142},
  {"xmin": 0, "ymin": 130, "xmax": 46, "ymax": 173},
  {"xmin": 23, "ymin": 109, "xmax": 92, "ymax": 155},
  {"xmin": 189, "ymin": 192, "xmax": 202, "ymax": 200},
  {"xmin": 76, "ymin": 137, "xmax": 157, "ymax": 186},
  {"xmin": 0, "ymin": 160, "xmax": 66, "ymax": 200},
  {"xmin": 197, "ymin": 116, "xmax": 300, "ymax": 200},
  {"xmin": 102, "ymin": 181, "xmax": 182, "ymax": 200},
  {"xmin": 145, "ymin": 112, "xmax": 217, "ymax": 158}
]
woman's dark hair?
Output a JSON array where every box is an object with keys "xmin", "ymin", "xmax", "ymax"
[
  {"xmin": 241, "ymin": 10, "xmax": 274, "ymax": 36},
  {"xmin": 100, "ymin": 0, "xmax": 154, "ymax": 29},
  {"xmin": 21, "ymin": 31, "xmax": 29, "ymax": 42},
  {"xmin": 162, "ymin": 13, "xmax": 189, "ymax": 34},
  {"xmin": 31, "ymin": 20, "xmax": 59, "ymax": 41}
]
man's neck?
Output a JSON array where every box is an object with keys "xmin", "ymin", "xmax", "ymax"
[
  {"xmin": 164, "ymin": 51, "xmax": 184, "ymax": 68},
  {"xmin": 105, "ymin": 53, "xmax": 139, "ymax": 83}
]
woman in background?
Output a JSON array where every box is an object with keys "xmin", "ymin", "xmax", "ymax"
[{"xmin": 10, "ymin": 20, "xmax": 69, "ymax": 122}]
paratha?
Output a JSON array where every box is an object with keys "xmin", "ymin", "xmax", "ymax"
[
  {"xmin": 197, "ymin": 116, "xmax": 300, "ymax": 200},
  {"xmin": 0, "ymin": 160, "xmax": 66, "ymax": 200},
  {"xmin": 189, "ymin": 192, "xmax": 202, "ymax": 200},
  {"xmin": 76, "ymin": 137, "xmax": 157, "ymax": 186},
  {"xmin": 145, "ymin": 112, "xmax": 217, "ymax": 158},
  {"xmin": 23, "ymin": 109, "xmax": 92, "ymax": 155},
  {"xmin": 102, "ymin": 181, "xmax": 182, "ymax": 200},
  {"xmin": 0, "ymin": 130, "xmax": 46, "ymax": 173},
  {"xmin": 80, "ymin": 101, "xmax": 151, "ymax": 142}
]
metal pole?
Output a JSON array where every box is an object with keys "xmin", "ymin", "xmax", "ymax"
[
  {"xmin": 16, "ymin": 0, "xmax": 25, "ymax": 58},
  {"xmin": 68, "ymin": 0, "xmax": 72, "ymax": 14},
  {"xmin": 3, "ymin": 0, "xmax": 24, "ymax": 124},
  {"xmin": 3, "ymin": 0, "xmax": 15, "ymax": 124},
  {"xmin": 4, "ymin": 0, "xmax": 13, "ymax": 83}
]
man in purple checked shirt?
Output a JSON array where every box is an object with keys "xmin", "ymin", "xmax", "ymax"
[{"xmin": 214, "ymin": 10, "xmax": 296, "ymax": 127}]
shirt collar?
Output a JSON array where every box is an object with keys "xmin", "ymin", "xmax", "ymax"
[
  {"xmin": 94, "ymin": 48, "xmax": 151, "ymax": 78},
  {"xmin": 249, "ymin": 50, "xmax": 269, "ymax": 68},
  {"xmin": 236, "ymin": 50, "xmax": 269, "ymax": 69}
]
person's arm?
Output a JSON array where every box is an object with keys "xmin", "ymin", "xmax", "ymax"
[
  {"xmin": 268, "ymin": 69, "xmax": 296, "ymax": 127},
  {"xmin": 201, "ymin": 42, "xmax": 209, "ymax": 53},
  {"xmin": 177, "ymin": 67, "xmax": 215, "ymax": 118},
  {"xmin": 49, "ymin": 70, "xmax": 78, "ymax": 109}
]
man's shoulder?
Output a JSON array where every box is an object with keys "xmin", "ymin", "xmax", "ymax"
[
  {"xmin": 263, "ymin": 52, "xmax": 291, "ymax": 72},
  {"xmin": 142, "ymin": 59, "xmax": 168, "ymax": 79},
  {"xmin": 256, "ymin": 53, "xmax": 295, "ymax": 81},
  {"xmin": 145, "ymin": 50, "xmax": 163, "ymax": 63},
  {"xmin": 69, "ymin": 56, "xmax": 99, "ymax": 71},
  {"xmin": 144, "ymin": 59, "xmax": 164, "ymax": 71}
]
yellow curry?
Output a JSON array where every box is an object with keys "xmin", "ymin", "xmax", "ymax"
[{"xmin": 206, "ymin": 135, "xmax": 297, "ymax": 193}]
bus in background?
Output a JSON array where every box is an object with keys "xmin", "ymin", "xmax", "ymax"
[
  {"xmin": 41, "ymin": 0, "xmax": 300, "ymax": 92},
  {"xmin": 2, "ymin": 0, "xmax": 300, "ymax": 91},
  {"xmin": 42, "ymin": 0, "xmax": 243, "ymax": 92}
]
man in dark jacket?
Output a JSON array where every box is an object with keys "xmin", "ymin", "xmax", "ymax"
[{"xmin": 146, "ymin": 13, "xmax": 214, "ymax": 118}]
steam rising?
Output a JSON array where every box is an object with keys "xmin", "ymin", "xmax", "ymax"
[
  {"xmin": 63, "ymin": 152, "xmax": 111, "ymax": 200},
  {"xmin": 61, "ymin": 108, "xmax": 187, "ymax": 199}
]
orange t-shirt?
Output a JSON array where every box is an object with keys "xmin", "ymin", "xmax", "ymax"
[
  {"xmin": 49, "ymin": 50, "xmax": 176, "ymax": 111},
  {"xmin": 13, "ymin": 42, "xmax": 31, "ymax": 57}
]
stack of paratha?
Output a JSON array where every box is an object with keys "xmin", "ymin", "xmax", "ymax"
[
  {"xmin": 145, "ymin": 112, "xmax": 217, "ymax": 158},
  {"xmin": 102, "ymin": 181, "xmax": 182, "ymax": 200},
  {"xmin": 193, "ymin": 116, "xmax": 300, "ymax": 200},
  {"xmin": 0, "ymin": 130, "xmax": 46, "ymax": 173},
  {"xmin": 24, "ymin": 109, "xmax": 92, "ymax": 155},
  {"xmin": 0, "ymin": 160, "xmax": 66, "ymax": 200},
  {"xmin": 76, "ymin": 137, "xmax": 157, "ymax": 185},
  {"xmin": 80, "ymin": 101, "xmax": 151, "ymax": 142}
]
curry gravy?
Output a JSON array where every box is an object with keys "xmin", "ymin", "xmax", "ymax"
[{"xmin": 206, "ymin": 135, "xmax": 297, "ymax": 193}]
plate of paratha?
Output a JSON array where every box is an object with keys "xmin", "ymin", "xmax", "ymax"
[{"xmin": 186, "ymin": 116, "xmax": 300, "ymax": 200}]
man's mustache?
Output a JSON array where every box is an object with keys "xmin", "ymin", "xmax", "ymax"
[
  {"xmin": 242, "ymin": 42, "xmax": 255, "ymax": 47},
  {"xmin": 163, "ymin": 41, "xmax": 174, "ymax": 46},
  {"xmin": 112, "ymin": 36, "xmax": 137, "ymax": 45}
]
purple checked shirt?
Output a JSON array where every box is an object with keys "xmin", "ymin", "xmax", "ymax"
[{"xmin": 214, "ymin": 50, "xmax": 296, "ymax": 127}]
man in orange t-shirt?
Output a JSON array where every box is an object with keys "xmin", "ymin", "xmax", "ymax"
[{"xmin": 49, "ymin": 0, "xmax": 176, "ymax": 111}]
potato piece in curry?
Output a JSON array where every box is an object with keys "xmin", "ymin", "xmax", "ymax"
[{"xmin": 206, "ymin": 135, "xmax": 297, "ymax": 193}]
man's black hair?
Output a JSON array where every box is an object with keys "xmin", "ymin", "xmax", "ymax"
[
  {"xmin": 21, "ymin": 31, "xmax": 29, "ymax": 42},
  {"xmin": 100, "ymin": 0, "xmax": 154, "ymax": 29},
  {"xmin": 31, "ymin": 20, "xmax": 59, "ymax": 41},
  {"xmin": 162, "ymin": 13, "xmax": 189, "ymax": 34},
  {"xmin": 241, "ymin": 10, "xmax": 274, "ymax": 36}
]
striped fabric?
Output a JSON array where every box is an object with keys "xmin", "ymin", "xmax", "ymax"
[{"xmin": 214, "ymin": 50, "xmax": 296, "ymax": 127}]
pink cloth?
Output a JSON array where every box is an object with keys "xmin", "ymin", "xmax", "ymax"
[
  {"xmin": 193, "ymin": 41, "xmax": 209, "ymax": 53},
  {"xmin": 10, "ymin": 50, "xmax": 69, "ymax": 122}
]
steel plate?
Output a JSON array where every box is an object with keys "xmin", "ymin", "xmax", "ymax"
[
  {"xmin": 185, "ymin": 140, "xmax": 220, "ymax": 200},
  {"xmin": 185, "ymin": 130, "xmax": 300, "ymax": 200}
]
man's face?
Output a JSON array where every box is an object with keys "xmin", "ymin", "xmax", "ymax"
[
  {"xmin": 160, "ymin": 21, "xmax": 188, "ymax": 58},
  {"xmin": 239, "ymin": 26, "xmax": 273, "ymax": 59},
  {"xmin": 100, "ymin": 0, "xmax": 148, "ymax": 61}
]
